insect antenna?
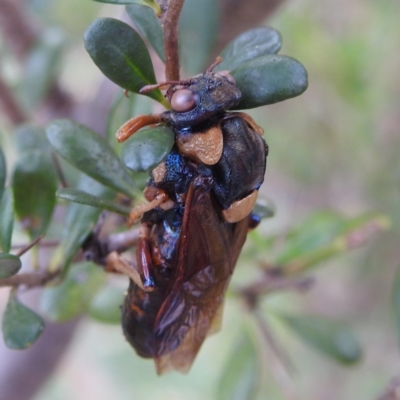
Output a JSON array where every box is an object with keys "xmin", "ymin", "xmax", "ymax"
[
  {"xmin": 206, "ymin": 56, "xmax": 223, "ymax": 72},
  {"xmin": 140, "ymin": 78, "xmax": 192, "ymax": 94}
]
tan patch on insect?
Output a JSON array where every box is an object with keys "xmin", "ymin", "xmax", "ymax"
[
  {"xmin": 152, "ymin": 162, "xmax": 167, "ymax": 184},
  {"xmin": 222, "ymin": 190, "xmax": 258, "ymax": 223},
  {"xmin": 176, "ymin": 125, "xmax": 223, "ymax": 165}
]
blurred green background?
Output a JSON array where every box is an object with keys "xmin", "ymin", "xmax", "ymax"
[{"xmin": 1, "ymin": 0, "xmax": 400, "ymax": 399}]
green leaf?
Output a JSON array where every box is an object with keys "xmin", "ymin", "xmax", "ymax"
[
  {"xmin": 120, "ymin": 125, "xmax": 174, "ymax": 172},
  {"xmin": 40, "ymin": 262, "xmax": 106, "ymax": 322},
  {"xmin": 0, "ymin": 188, "xmax": 14, "ymax": 253},
  {"xmin": 218, "ymin": 332, "xmax": 258, "ymax": 400},
  {"xmin": 217, "ymin": 27, "xmax": 282, "ymax": 72},
  {"xmin": 55, "ymin": 175, "xmax": 115, "ymax": 273},
  {"xmin": 231, "ymin": 55, "xmax": 308, "ymax": 110},
  {"xmin": 126, "ymin": 4, "xmax": 165, "ymax": 62},
  {"xmin": 57, "ymin": 188, "xmax": 131, "ymax": 216},
  {"xmin": 0, "ymin": 146, "xmax": 6, "ymax": 200},
  {"xmin": 84, "ymin": 18, "xmax": 166, "ymax": 105},
  {"xmin": 280, "ymin": 314, "xmax": 362, "ymax": 364},
  {"xmin": 46, "ymin": 119, "xmax": 136, "ymax": 198},
  {"xmin": 88, "ymin": 284, "xmax": 125, "ymax": 324},
  {"xmin": 12, "ymin": 150, "xmax": 57, "ymax": 239},
  {"xmin": 2, "ymin": 294, "xmax": 44, "ymax": 349},
  {"xmin": 20, "ymin": 27, "xmax": 65, "ymax": 109},
  {"xmin": 93, "ymin": 0, "xmax": 161, "ymax": 15},
  {"xmin": 0, "ymin": 253, "xmax": 21, "ymax": 279},
  {"xmin": 14, "ymin": 124, "xmax": 52, "ymax": 154},
  {"xmin": 179, "ymin": 0, "xmax": 219, "ymax": 75},
  {"xmin": 275, "ymin": 212, "xmax": 389, "ymax": 273}
]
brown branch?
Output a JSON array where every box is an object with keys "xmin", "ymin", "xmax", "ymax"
[
  {"xmin": 0, "ymin": 0, "xmax": 38, "ymax": 60},
  {"xmin": 0, "ymin": 270, "xmax": 58, "ymax": 289},
  {"xmin": 162, "ymin": 0, "xmax": 185, "ymax": 80},
  {"xmin": 376, "ymin": 376, "xmax": 400, "ymax": 400},
  {"xmin": 15, "ymin": 234, "xmax": 45, "ymax": 257},
  {"xmin": 239, "ymin": 271, "xmax": 314, "ymax": 310},
  {"xmin": 0, "ymin": 76, "xmax": 26, "ymax": 125},
  {"xmin": 107, "ymin": 228, "xmax": 140, "ymax": 253},
  {"xmin": 11, "ymin": 240, "xmax": 59, "ymax": 250}
]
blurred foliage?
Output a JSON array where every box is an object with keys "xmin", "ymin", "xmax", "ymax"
[
  {"xmin": 2, "ymin": 292, "xmax": 44, "ymax": 349},
  {"xmin": 0, "ymin": 0, "xmax": 399, "ymax": 399}
]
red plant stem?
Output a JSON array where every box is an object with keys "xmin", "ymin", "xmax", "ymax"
[
  {"xmin": 0, "ymin": 0, "xmax": 37, "ymax": 60},
  {"xmin": 162, "ymin": 0, "xmax": 185, "ymax": 80}
]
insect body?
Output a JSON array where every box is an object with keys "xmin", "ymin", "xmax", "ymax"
[{"xmin": 115, "ymin": 64, "xmax": 268, "ymax": 373}]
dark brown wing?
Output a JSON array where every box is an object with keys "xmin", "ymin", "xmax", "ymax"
[{"xmin": 153, "ymin": 176, "xmax": 249, "ymax": 374}]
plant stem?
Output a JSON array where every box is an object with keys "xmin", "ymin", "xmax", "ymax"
[
  {"xmin": 0, "ymin": 270, "xmax": 58, "ymax": 289},
  {"xmin": 0, "ymin": 0, "xmax": 37, "ymax": 60},
  {"xmin": 162, "ymin": 0, "xmax": 185, "ymax": 80},
  {"xmin": 15, "ymin": 234, "xmax": 45, "ymax": 258}
]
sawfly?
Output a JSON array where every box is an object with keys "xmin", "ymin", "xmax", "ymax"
[{"xmin": 106, "ymin": 58, "xmax": 268, "ymax": 374}]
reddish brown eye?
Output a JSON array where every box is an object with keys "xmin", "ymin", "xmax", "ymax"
[{"xmin": 171, "ymin": 89, "xmax": 198, "ymax": 112}]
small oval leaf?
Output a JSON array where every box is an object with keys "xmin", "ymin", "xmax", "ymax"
[
  {"xmin": 56, "ymin": 175, "xmax": 115, "ymax": 273},
  {"xmin": 46, "ymin": 119, "xmax": 136, "ymax": 198},
  {"xmin": 0, "ymin": 253, "xmax": 21, "ymax": 279},
  {"xmin": 280, "ymin": 314, "xmax": 362, "ymax": 364},
  {"xmin": 84, "ymin": 18, "xmax": 165, "ymax": 105},
  {"xmin": 217, "ymin": 27, "xmax": 282, "ymax": 72},
  {"xmin": 0, "ymin": 146, "xmax": 6, "ymax": 199},
  {"xmin": 12, "ymin": 150, "xmax": 57, "ymax": 239},
  {"xmin": 2, "ymin": 294, "xmax": 44, "ymax": 349},
  {"xmin": 218, "ymin": 332, "xmax": 258, "ymax": 400},
  {"xmin": 231, "ymin": 55, "xmax": 308, "ymax": 109},
  {"xmin": 88, "ymin": 284, "xmax": 125, "ymax": 324},
  {"xmin": 57, "ymin": 188, "xmax": 131, "ymax": 216},
  {"xmin": 120, "ymin": 125, "xmax": 175, "ymax": 172},
  {"xmin": 0, "ymin": 188, "xmax": 14, "ymax": 253},
  {"xmin": 40, "ymin": 262, "xmax": 106, "ymax": 322},
  {"xmin": 126, "ymin": 4, "xmax": 165, "ymax": 62}
]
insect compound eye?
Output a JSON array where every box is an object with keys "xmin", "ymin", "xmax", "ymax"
[
  {"xmin": 171, "ymin": 89, "xmax": 198, "ymax": 112},
  {"xmin": 215, "ymin": 71, "xmax": 236, "ymax": 85}
]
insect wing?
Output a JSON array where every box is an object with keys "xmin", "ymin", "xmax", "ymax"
[{"xmin": 153, "ymin": 178, "xmax": 249, "ymax": 374}]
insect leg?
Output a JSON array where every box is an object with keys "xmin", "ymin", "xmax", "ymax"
[
  {"xmin": 136, "ymin": 223, "xmax": 155, "ymax": 290},
  {"xmin": 105, "ymin": 251, "xmax": 153, "ymax": 292},
  {"xmin": 127, "ymin": 190, "xmax": 170, "ymax": 226},
  {"xmin": 116, "ymin": 114, "xmax": 163, "ymax": 143}
]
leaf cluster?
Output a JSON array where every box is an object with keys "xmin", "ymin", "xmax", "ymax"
[{"xmin": 0, "ymin": 1, "xmax": 390, "ymax": 396}]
